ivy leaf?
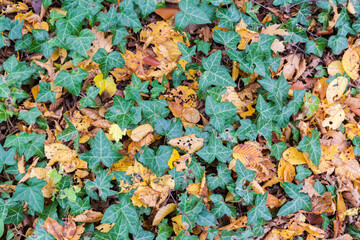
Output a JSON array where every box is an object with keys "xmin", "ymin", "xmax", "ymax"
[
  {"xmin": 0, "ymin": 145, "xmax": 16, "ymax": 172},
  {"xmin": 178, "ymin": 42, "xmax": 196, "ymax": 63},
  {"xmin": 57, "ymin": 115, "xmax": 80, "ymax": 153},
  {"xmin": 111, "ymin": 27, "xmax": 129, "ymax": 46},
  {"xmin": 138, "ymin": 145, "xmax": 173, "ymax": 176},
  {"xmin": 207, "ymin": 163, "xmax": 233, "ymax": 191},
  {"xmin": 235, "ymin": 119, "xmax": 257, "ymax": 141},
  {"xmin": 210, "ymin": 0, "xmax": 232, "ymax": 6},
  {"xmin": 139, "ymin": 99, "xmax": 170, "ymax": 126},
  {"xmin": 196, "ymin": 205, "xmax": 216, "ymax": 227},
  {"xmin": 328, "ymin": 35, "xmax": 348, "ymax": 55},
  {"xmin": 79, "ymin": 129, "xmax": 123, "ymax": 169},
  {"xmin": 66, "ymin": 29, "xmax": 95, "ymax": 57},
  {"xmin": 213, "ymin": 29, "xmax": 240, "ymax": 50},
  {"xmin": 297, "ymin": 129, "xmax": 321, "ymax": 167},
  {"xmin": 53, "ymin": 68, "xmax": 88, "ymax": 96},
  {"xmin": 303, "ymin": 92, "xmax": 320, "ymax": 117},
  {"xmin": 277, "ymin": 182, "xmax": 311, "ymax": 216},
  {"xmin": 36, "ymin": 81, "xmax": 56, "ymax": 103},
  {"xmin": 155, "ymin": 118, "xmax": 183, "ymax": 140},
  {"xmin": 18, "ymin": 107, "xmax": 41, "ymax": 125},
  {"xmin": 79, "ymin": 86, "xmax": 99, "ymax": 109},
  {"xmin": 8, "ymin": 20, "xmax": 24, "ymax": 40},
  {"xmin": 55, "ymin": 8, "xmax": 86, "ymax": 40},
  {"xmin": 205, "ymin": 96, "xmax": 237, "ymax": 131},
  {"xmin": 96, "ymin": 6, "xmax": 118, "ymax": 32},
  {"xmin": 69, "ymin": 197, "xmax": 91, "ymax": 215},
  {"xmin": 216, "ymin": 3, "xmax": 240, "ymax": 30},
  {"xmin": 295, "ymin": 165, "xmax": 312, "ymax": 182},
  {"xmin": 258, "ymin": 74, "xmax": 290, "ymax": 107},
  {"xmin": 178, "ymin": 193, "xmax": 204, "ymax": 229},
  {"xmin": 270, "ymin": 142, "xmax": 287, "ymax": 160},
  {"xmin": 210, "ymin": 194, "xmax": 236, "ymax": 218},
  {"xmin": 4, "ymin": 132, "xmax": 45, "ymax": 160},
  {"xmin": 199, "ymin": 51, "xmax": 236, "ymax": 90},
  {"xmin": 194, "ymin": 40, "xmax": 211, "ymax": 55},
  {"xmin": 93, "ymin": 48, "xmax": 124, "ymax": 78},
  {"xmin": 175, "ymin": 0, "xmax": 211, "ymax": 30},
  {"xmin": 101, "ymin": 194, "xmax": 140, "ymax": 235},
  {"xmin": 255, "ymin": 95, "xmax": 277, "ymax": 122},
  {"xmin": 133, "ymin": 228, "xmax": 155, "ymax": 240},
  {"xmin": 105, "ymin": 96, "xmax": 134, "ymax": 129},
  {"xmin": 85, "ymin": 171, "xmax": 117, "ymax": 201},
  {"xmin": 12, "ymin": 177, "xmax": 46, "ymax": 212},
  {"xmin": 305, "ymin": 38, "xmax": 327, "ymax": 57},
  {"xmin": 156, "ymin": 221, "xmax": 173, "ymax": 240},
  {"xmin": 27, "ymin": 219, "xmax": 56, "ymax": 240},
  {"xmin": 247, "ymin": 193, "xmax": 272, "ymax": 225},
  {"xmin": 197, "ymin": 134, "xmax": 232, "ymax": 164},
  {"xmin": 134, "ymin": 0, "xmax": 157, "ymax": 18},
  {"xmin": 3, "ymin": 55, "xmax": 36, "ymax": 82},
  {"xmin": 118, "ymin": 0, "xmax": 141, "ymax": 28}
]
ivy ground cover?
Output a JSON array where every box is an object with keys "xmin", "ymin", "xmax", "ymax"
[{"xmin": 1, "ymin": 0, "xmax": 360, "ymax": 239}]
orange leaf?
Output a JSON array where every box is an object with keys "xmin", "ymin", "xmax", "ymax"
[{"xmin": 154, "ymin": 8, "xmax": 180, "ymax": 20}]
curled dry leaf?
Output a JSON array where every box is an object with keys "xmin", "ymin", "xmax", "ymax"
[
  {"xmin": 73, "ymin": 210, "xmax": 103, "ymax": 223},
  {"xmin": 130, "ymin": 124, "xmax": 154, "ymax": 142},
  {"xmin": 168, "ymin": 134, "xmax": 204, "ymax": 153},
  {"xmin": 322, "ymin": 104, "xmax": 345, "ymax": 130},
  {"xmin": 182, "ymin": 107, "xmax": 200, "ymax": 123},
  {"xmin": 152, "ymin": 203, "xmax": 177, "ymax": 226},
  {"xmin": 41, "ymin": 217, "xmax": 85, "ymax": 240},
  {"xmin": 342, "ymin": 47, "xmax": 360, "ymax": 80},
  {"xmin": 326, "ymin": 76, "xmax": 348, "ymax": 104},
  {"xmin": 277, "ymin": 158, "xmax": 295, "ymax": 182},
  {"xmin": 327, "ymin": 60, "xmax": 345, "ymax": 76}
]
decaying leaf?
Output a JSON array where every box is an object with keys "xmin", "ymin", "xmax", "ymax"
[
  {"xmin": 130, "ymin": 124, "xmax": 154, "ymax": 142},
  {"xmin": 168, "ymin": 134, "xmax": 204, "ymax": 153},
  {"xmin": 322, "ymin": 104, "xmax": 345, "ymax": 130},
  {"xmin": 326, "ymin": 76, "xmax": 348, "ymax": 104},
  {"xmin": 73, "ymin": 210, "xmax": 103, "ymax": 223},
  {"xmin": 152, "ymin": 203, "xmax": 177, "ymax": 226},
  {"xmin": 342, "ymin": 47, "xmax": 360, "ymax": 80},
  {"xmin": 41, "ymin": 217, "xmax": 85, "ymax": 240}
]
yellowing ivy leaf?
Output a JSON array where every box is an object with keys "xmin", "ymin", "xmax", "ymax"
[
  {"xmin": 109, "ymin": 124, "xmax": 126, "ymax": 142},
  {"xmin": 94, "ymin": 74, "xmax": 117, "ymax": 98}
]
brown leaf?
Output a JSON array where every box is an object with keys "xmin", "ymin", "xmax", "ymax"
[
  {"xmin": 168, "ymin": 134, "xmax": 204, "ymax": 153},
  {"xmin": 152, "ymin": 203, "xmax": 177, "ymax": 226},
  {"xmin": 41, "ymin": 217, "xmax": 85, "ymax": 240},
  {"xmin": 73, "ymin": 210, "xmax": 103, "ymax": 223},
  {"xmin": 130, "ymin": 124, "xmax": 154, "ymax": 142},
  {"xmin": 154, "ymin": 8, "xmax": 180, "ymax": 20}
]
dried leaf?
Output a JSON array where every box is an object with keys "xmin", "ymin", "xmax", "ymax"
[
  {"xmin": 73, "ymin": 210, "xmax": 103, "ymax": 223},
  {"xmin": 130, "ymin": 124, "xmax": 154, "ymax": 142},
  {"xmin": 326, "ymin": 76, "xmax": 348, "ymax": 104},
  {"xmin": 322, "ymin": 104, "xmax": 345, "ymax": 130},
  {"xmin": 342, "ymin": 47, "xmax": 360, "ymax": 80},
  {"xmin": 152, "ymin": 203, "xmax": 177, "ymax": 226},
  {"xmin": 168, "ymin": 134, "xmax": 204, "ymax": 153}
]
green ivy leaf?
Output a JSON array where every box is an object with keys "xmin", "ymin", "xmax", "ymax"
[
  {"xmin": 155, "ymin": 118, "xmax": 183, "ymax": 140},
  {"xmin": 53, "ymin": 68, "xmax": 88, "ymax": 96},
  {"xmin": 210, "ymin": 0, "xmax": 232, "ymax": 6},
  {"xmin": 216, "ymin": 3, "xmax": 240, "ymax": 30},
  {"xmin": 247, "ymin": 193, "xmax": 272, "ymax": 225},
  {"xmin": 55, "ymin": 8, "xmax": 86, "ymax": 40},
  {"xmin": 295, "ymin": 165, "xmax": 312, "ymax": 182},
  {"xmin": 12, "ymin": 177, "xmax": 46, "ymax": 212},
  {"xmin": 134, "ymin": 0, "xmax": 157, "ymax": 18},
  {"xmin": 79, "ymin": 129, "xmax": 123, "ymax": 169},
  {"xmin": 36, "ymin": 81, "xmax": 56, "ymax": 103},
  {"xmin": 178, "ymin": 193, "xmax": 204, "ymax": 229},
  {"xmin": 303, "ymin": 92, "xmax": 320, "ymax": 117},
  {"xmin": 4, "ymin": 132, "xmax": 45, "ymax": 160},
  {"xmin": 194, "ymin": 40, "xmax": 211, "ymax": 55},
  {"xmin": 328, "ymin": 35, "xmax": 348, "ymax": 55},
  {"xmin": 210, "ymin": 194, "xmax": 236, "ymax": 218},
  {"xmin": 85, "ymin": 171, "xmax": 117, "ymax": 201},
  {"xmin": 138, "ymin": 145, "xmax": 173, "ymax": 176},
  {"xmin": 3, "ymin": 55, "xmax": 36, "ymax": 82},
  {"xmin": 178, "ymin": 42, "xmax": 196, "ymax": 63},
  {"xmin": 79, "ymin": 86, "xmax": 99, "ymax": 109},
  {"xmin": 8, "ymin": 20, "xmax": 24, "ymax": 40},
  {"xmin": 207, "ymin": 163, "xmax": 233, "ymax": 191},
  {"xmin": 57, "ymin": 115, "xmax": 80, "ymax": 152},
  {"xmin": 66, "ymin": 29, "xmax": 95, "ymax": 57},
  {"xmin": 69, "ymin": 196, "xmax": 91, "ymax": 215},
  {"xmin": 139, "ymin": 99, "xmax": 170, "ymax": 126},
  {"xmin": 197, "ymin": 134, "xmax": 232, "ymax": 163},
  {"xmin": 205, "ymin": 96, "xmax": 237, "ymax": 131},
  {"xmin": 297, "ymin": 129, "xmax": 321, "ymax": 167},
  {"xmin": 0, "ymin": 145, "xmax": 16, "ymax": 172},
  {"xmin": 200, "ymin": 52, "xmax": 235, "ymax": 90},
  {"xmin": 235, "ymin": 119, "xmax": 257, "ymax": 141},
  {"xmin": 213, "ymin": 29, "xmax": 240, "ymax": 50},
  {"xmin": 277, "ymin": 182, "xmax": 311, "ymax": 216},
  {"xmin": 175, "ymin": 0, "xmax": 211, "ymax": 30},
  {"xmin": 305, "ymin": 38, "xmax": 327, "ymax": 57},
  {"xmin": 93, "ymin": 48, "xmax": 124, "ymax": 78},
  {"xmin": 18, "ymin": 107, "xmax": 41, "ymax": 125},
  {"xmin": 96, "ymin": 6, "xmax": 118, "ymax": 32},
  {"xmin": 118, "ymin": 0, "xmax": 141, "ymax": 28},
  {"xmin": 105, "ymin": 96, "xmax": 134, "ymax": 129},
  {"xmin": 101, "ymin": 194, "xmax": 140, "ymax": 235}
]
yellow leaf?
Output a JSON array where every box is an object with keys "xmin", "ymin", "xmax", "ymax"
[
  {"xmin": 221, "ymin": 87, "xmax": 245, "ymax": 112},
  {"xmin": 172, "ymin": 215, "xmax": 186, "ymax": 235},
  {"xmin": 182, "ymin": 107, "xmax": 200, "ymax": 123},
  {"xmin": 73, "ymin": 210, "xmax": 103, "ymax": 223},
  {"xmin": 168, "ymin": 134, "xmax": 204, "ymax": 153},
  {"xmin": 326, "ymin": 76, "xmax": 348, "ymax": 104},
  {"xmin": 327, "ymin": 60, "xmax": 345, "ymax": 76},
  {"xmin": 111, "ymin": 156, "xmax": 133, "ymax": 172},
  {"xmin": 322, "ymin": 104, "xmax": 345, "ymax": 130},
  {"xmin": 109, "ymin": 124, "xmax": 126, "ymax": 142},
  {"xmin": 95, "ymin": 223, "xmax": 115, "ymax": 233},
  {"xmin": 240, "ymin": 104, "xmax": 256, "ymax": 119},
  {"xmin": 342, "ymin": 47, "xmax": 360, "ymax": 80},
  {"xmin": 152, "ymin": 203, "xmax": 177, "ymax": 226},
  {"xmin": 235, "ymin": 20, "xmax": 259, "ymax": 50},
  {"xmin": 282, "ymin": 147, "xmax": 308, "ymax": 165},
  {"xmin": 278, "ymin": 158, "xmax": 295, "ymax": 182},
  {"xmin": 130, "ymin": 124, "xmax": 154, "ymax": 142},
  {"xmin": 344, "ymin": 207, "xmax": 359, "ymax": 216},
  {"xmin": 168, "ymin": 149, "xmax": 180, "ymax": 169},
  {"xmin": 94, "ymin": 74, "xmax": 117, "ymax": 98},
  {"xmin": 260, "ymin": 24, "xmax": 289, "ymax": 36}
]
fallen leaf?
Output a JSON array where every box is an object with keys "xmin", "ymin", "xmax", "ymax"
[
  {"xmin": 342, "ymin": 47, "xmax": 360, "ymax": 80},
  {"xmin": 322, "ymin": 104, "xmax": 345, "ymax": 130},
  {"xmin": 152, "ymin": 203, "xmax": 177, "ymax": 226},
  {"xmin": 130, "ymin": 124, "xmax": 154, "ymax": 142},
  {"xmin": 168, "ymin": 134, "xmax": 204, "ymax": 153},
  {"xmin": 326, "ymin": 76, "xmax": 348, "ymax": 104},
  {"xmin": 94, "ymin": 74, "xmax": 117, "ymax": 98},
  {"xmin": 73, "ymin": 210, "xmax": 103, "ymax": 223},
  {"xmin": 327, "ymin": 60, "xmax": 345, "ymax": 76}
]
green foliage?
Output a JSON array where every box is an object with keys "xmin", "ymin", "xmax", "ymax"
[
  {"xmin": 297, "ymin": 129, "xmax": 321, "ymax": 167},
  {"xmin": 93, "ymin": 48, "xmax": 124, "ymax": 78},
  {"xmin": 13, "ymin": 177, "xmax": 47, "ymax": 212},
  {"xmin": 277, "ymin": 182, "xmax": 312, "ymax": 216},
  {"xmin": 53, "ymin": 68, "xmax": 88, "ymax": 96}
]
